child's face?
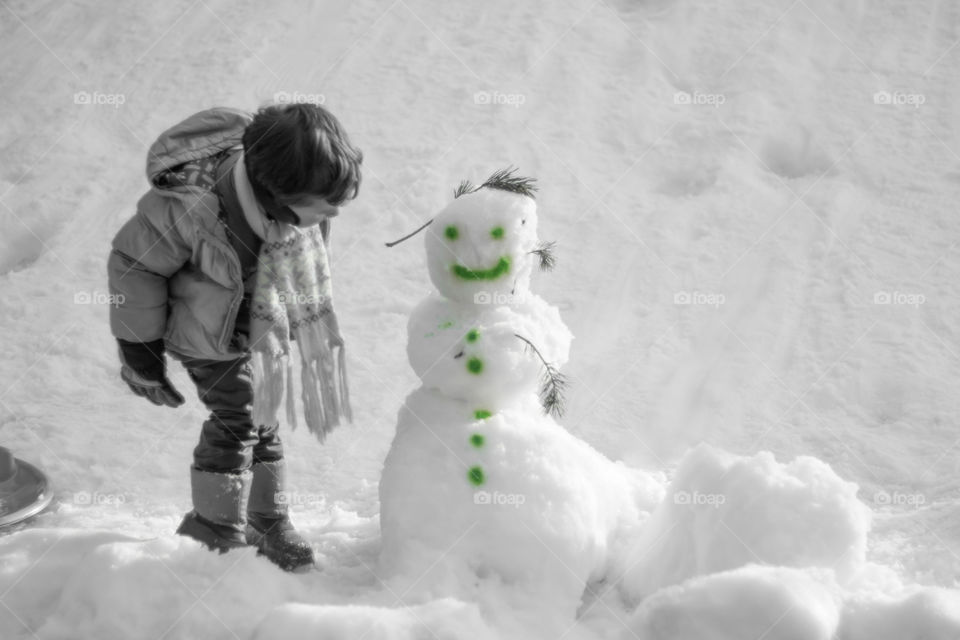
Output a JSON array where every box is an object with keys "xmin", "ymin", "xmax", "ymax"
[{"xmin": 283, "ymin": 195, "xmax": 340, "ymax": 227}]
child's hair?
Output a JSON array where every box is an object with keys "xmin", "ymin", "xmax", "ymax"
[{"xmin": 242, "ymin": 103, "xmax": 363, "ymax": 206}]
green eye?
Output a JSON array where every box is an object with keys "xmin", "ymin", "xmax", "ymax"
[
  {"xmin": 490, "ymin": 226, "xmax": 504, "ymax": 239},
  {"xmin": 466, "ymin": 329, "xmax": 479, "ymax": 343},
  {"xmin": 445, "ymin": 225, "xmax": 459, "ymax": 240}
]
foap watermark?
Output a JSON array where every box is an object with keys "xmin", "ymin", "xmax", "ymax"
[
  {"xmin": 873, "ymin": 90, "xmax": 925, "ymax": 108},
  {"xmin": 74, "ymin": 290, "xmax": 125, "ymax": 306},
  {"xmin": 473, "ymin": 490, "xmax": 526, "ymax": 508},
  {"xmin": 473, "ymin": 290, "xmax": 536, "ymax": 306},
  {"xmin": 73, "ymin": 491, "xmax": 127, "ymax": 506},
  {"xmin": 276, "ymin": 290, "xmax": 325, "ymax": 306},
  {"xmin": 73, "ymin": 91, "xmax": 126, "ymax": 109},
  {"xmin": 873, "ymin": 291, "xmax": 925, "ymax": 308},
  {"xmin": 674, "ymin": 290, "xmax": 725, "ymax": 308},
  {"xmin": 474, "ymin": 91, "xmax": 526, "ymax": 108},
  {"xmin": 673, "ymin": 490, "xmax": 725, "ymax": 508},
  {"xmin": 873, "ymin": 490, "xmax": 925, "ymax": 509},
  {"xmin": 274, "ymin": 90, "xmax": 325, "ymax": 106},
  {"xmin": 275, "ymin": 491, "xmax": 325, "ymax": 507},
  {"xmin": 673, "ymin": 91, "xmax": 725, "ymax": 108}
]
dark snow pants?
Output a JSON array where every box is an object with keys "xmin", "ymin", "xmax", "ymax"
[{"xmin": 173, "ymin": 334, "xmax": 283, "ymax": 473}]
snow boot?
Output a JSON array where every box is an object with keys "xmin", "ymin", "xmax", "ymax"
[
  {"xmin": 245, "ymin": 460, "xmax": 315, "ymax": 571},
  {"xmin": 176, "ymin": 466, "xmax": 252, "ymax": 553}
]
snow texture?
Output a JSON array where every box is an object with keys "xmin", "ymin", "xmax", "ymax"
[{"xmin": 1, "ymin": 0, "xmax": 959, "ymax": 638}]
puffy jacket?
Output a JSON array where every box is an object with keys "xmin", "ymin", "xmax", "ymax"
[{"xmin": 107, "ymin": 107, "xmax": 254, "ymax": 361}]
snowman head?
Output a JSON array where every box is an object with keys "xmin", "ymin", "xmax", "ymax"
[
  {"xmin": 407, "ymin": 294, "xmax": 572, "ymax": 413},
  {"xmin": 425, "ymin": 170, "xmax": 541, "ymax": 304}
]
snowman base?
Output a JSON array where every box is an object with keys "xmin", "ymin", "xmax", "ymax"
[{"xmin": 379, "ymin": 389, "xmax": 662, "ymax": 621}]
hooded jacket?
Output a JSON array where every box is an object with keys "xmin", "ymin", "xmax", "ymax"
[{"xmin": 108, "ymin": 107, "xmax": 259, "ymax": 361}]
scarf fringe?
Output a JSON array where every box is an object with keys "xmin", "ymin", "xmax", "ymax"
[
  {"xmin": 295, "ymin": 324, "xmax": 352, "ymax": 442},
  {"xmin": 284, "ymin": 356, "xmax": 297, "ymax": 432},
  {"xmin": 251, "ymin": 324, "xmax": 353, "ymax": 443}
]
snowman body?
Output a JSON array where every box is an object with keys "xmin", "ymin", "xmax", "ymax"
[
  {"xmin": 378, "ymin": 182, "xmax": 659, "ymax": 615},
  {"xmin": 380, "ymin": 388, "xmax": 647, "ymax": 610}
]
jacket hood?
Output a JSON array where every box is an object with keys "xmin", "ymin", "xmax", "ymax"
[{"xmin": 146, "ymin": 107, "xmax": 252, "ymax": 186}]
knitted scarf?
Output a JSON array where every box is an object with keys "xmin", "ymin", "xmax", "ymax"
[{"xmin": 234, "ymin": 157, "xmax": 352, "ymax": 442}]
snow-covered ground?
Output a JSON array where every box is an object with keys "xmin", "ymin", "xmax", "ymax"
[{"xmin": 1, "ymin": 0, "xmax": 959, "ymax": 638}]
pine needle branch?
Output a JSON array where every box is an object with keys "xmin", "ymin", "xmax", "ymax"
[
  {"xmin": 480, "ymin": 166, "xmax": 538, "ymax": 199},
  {"xmin": 529, "ymin": 241, "xmax": 557, "ymax": 271},
  {"xmin": 453, "ymin": 180, "xmax": 475, "ymax": 199},
  {"xmin": 514, "ymin": 333, "xmax": 568, "ymax": 418},
  {"xmin": 539, "ymin": 362, "xmax": 568, "ymax": 418}
]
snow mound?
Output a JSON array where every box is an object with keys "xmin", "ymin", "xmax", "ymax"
[
  {"xmin": 839, "ymin": 587, "xmax": 960, "ymax": 640},
  {"xmin": 0, "ymin": 528, "xmax": 145, "ymax": 635},
  {"xmin": 625, "ymin": 565, "xmax": 841, "ymax": 640},
  {"xmin": 621, "ymin": 444, "xmax": 871, "ymax": 598},
  {"xmin": 615, "ymin": 446, "xmax": 960, "ymax": 639},
  {"xmin": 251, "ymin": 598, "xmax": 496, "ymax": 640},
  {"xmin": 625, "ymin": 564, "xmax": 960, "ymax": 640},
  {"xmin": 31, "ymin": 532, "xmax": 302, "ymax": 639}
]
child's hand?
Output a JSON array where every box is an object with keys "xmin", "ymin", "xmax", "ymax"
[
  {"xmin": 117, "ymin": 339, "xmax": 185, "ymax": 408},
  {"xmin": 121, "ymin": 365, "xmax": 185, "ymax": 408}
]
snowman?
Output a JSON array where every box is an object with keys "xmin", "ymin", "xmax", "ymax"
[{"xmin": 378, "ymin": 169, "xmax": 662, "ymax": 623}]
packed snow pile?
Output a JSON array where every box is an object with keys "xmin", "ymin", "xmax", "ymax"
[
  {"xmin": 628, "ymin": 565, "xmax": 843, "ymax": 640},
  {"xmin": 617, "ymin": 444, "xmax": 960, "ymax": 640},
  {"xmin": 17, "ymin": 533, "xmax": 299, "ymax": 639},
  {"xmin": 621, "ymin": 443, "xmax": 872, "ymax": 598},
  {"xmin": 251, "ymin": 599, "xmax": 496, "ymax": 640},
  {"xmin": 624, "ymin": 563, "xmax": 960, "ymax": 640},
  {"xmin": 838, "ymin": 587, "xmax": 960, "ymax": 640}
]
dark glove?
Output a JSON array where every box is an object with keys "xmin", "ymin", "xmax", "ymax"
[{"xmin": 117, "ymin": 339, "xmax": 185, "ymax": 408}]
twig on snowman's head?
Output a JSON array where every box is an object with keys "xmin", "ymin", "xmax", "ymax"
[
  {"xmin": 514, "ymin": 333, "xmax": 568, "ymax": 418},
  {"xmin": 529, "ymin": 241, "xmax": 557, "ymax": 271},
  {"xmin": 389, "ymin": 166, "xmax": 538, "ymax": 246},
  {"xmin": 454, "ymin": 180, "xmax": 475, "ymax": 199},
  {"xmin": 385, "ymin": 218, "xmax": 433, "ymax": 247},
  {"xmin": 455, "ymin": 167, "xmax": 538, "ymax": 200},
  {"xmin": 480, "ymin": 167, "xmax": 538, "ymax": 199}
]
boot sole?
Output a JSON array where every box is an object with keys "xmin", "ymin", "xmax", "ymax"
[{"xmin": 245, "ymin": 524, "xmax": 315, "ymax": 571}]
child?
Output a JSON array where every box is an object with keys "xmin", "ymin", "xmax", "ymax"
[{"xmin": 107, "ymin": 103, "xmax": 362, "ymax": 571}]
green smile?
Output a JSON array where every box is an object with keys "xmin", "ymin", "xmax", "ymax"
[{"xmin": 451, "ymin": 256, "xmax": 511, "ymax": 281}]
